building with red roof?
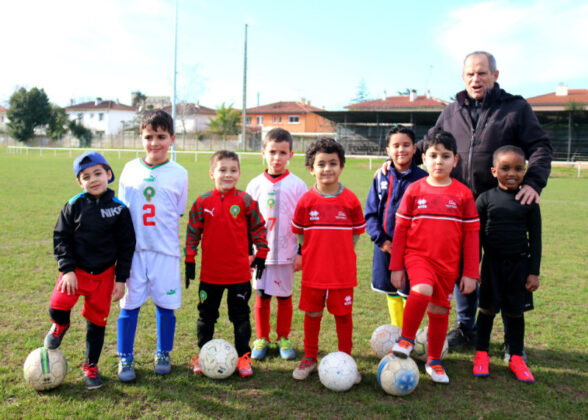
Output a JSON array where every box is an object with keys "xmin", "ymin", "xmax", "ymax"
[
  {"xmin": 65, "ymin": 98, "xmax": 137, "ymax": 136},
  {"xmin": 162, "ymin": 102, "xmax": 216, "ymax": 133},
  {"xmin": 246, "ymin": 99, "xmax": 334, "ymax": 134}
]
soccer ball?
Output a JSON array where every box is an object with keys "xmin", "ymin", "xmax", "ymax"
[
  {"xmin": 370, "ymin": 324, "xmax": 402, "ymax": 358},
  {"xmin": 412, "ymin": 326, "xmax": 448, "ymax": 362},
  {"xmin": 318, "ymin": 351, "xmax": 359, "ymax": 392},
  {"xmin": 199, "ymin": 339, "xmax": 238, "ymax": 379},
  {"xmin": 23, "ymin": 347, "xmax": 68, "ymax": 391},
  {"xmin": 377, "ymin": 354, "xmax": 419, "ymax": 396}
]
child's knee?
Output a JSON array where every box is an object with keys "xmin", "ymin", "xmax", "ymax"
[
  {"xmin": 411, "ymin": 283, "xmax": 433, "ymax": 296},
  {"xmin": 479, "ymin": 307, "xmax": 495, "ymax": 316},
  {"xmin": 306, "ymin": 311, "xmax": 323, "ymax": 318},
  {"xmin": 427, "ymin": 303, "xmax": 449, "ymax": 315}
]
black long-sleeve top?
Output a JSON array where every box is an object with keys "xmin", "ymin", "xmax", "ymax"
[
  {"xmin": 54, "ymin": 188, "xmax": 136, "ymax": 282},
  {"xmin": 476, "ymin": 186, "xmax": 541, "ymax": 275}
]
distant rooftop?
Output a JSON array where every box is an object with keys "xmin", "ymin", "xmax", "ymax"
[{"xmin": 66, "ymin": 99, "xmax": 136, "ymax": 112}]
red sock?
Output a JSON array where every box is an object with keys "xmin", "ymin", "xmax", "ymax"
[
  {"xmin": 254, "ymin": 295, "xmax": 271, "ymax": 341},
  {"xmin": 335, "ymin": 314, "xmax": 353, "ymax": 355},
  {"xmin": 401, "ymin": 291, "xmax": 431, "ymax": 340},
  {"xmin": 304, "ymin": 314, "xmax": 322, "ymax": 360},
  {"xmin": 427, "ymin": 311, "xmax": 449, "ymax": 361},
  {"xmin": 276, "ymin": 296, "xmax": 293, "ymax": 340}
]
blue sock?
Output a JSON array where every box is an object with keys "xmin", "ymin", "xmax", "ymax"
[
  {"xmin": 156, "ymin": 306, "xmax": 175, "ymax": 355},
  {"xmin": 117, "ymin": 307, "xmax": 140, "ymax": 359}
]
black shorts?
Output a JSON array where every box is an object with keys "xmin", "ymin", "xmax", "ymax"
[{"xmin": 479, "ymin": 252, "xmax": 534, "ymax": 316}]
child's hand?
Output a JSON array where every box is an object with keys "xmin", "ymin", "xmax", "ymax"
[
  {"xmin": 250, "ymin": 257, "xmax": 266, "ymax": 279},
  {"xmin": 376, "ymin": 160, "xmax": 393, "ymax": 178},
  {"xmin": 380, "ymin": 240, "xmax": 393, "ymax": 254},
  {"xmin": 459, "ymin": 276, "xmax": 477, "ymax": 294},
  {"xmin": 390, "ymin": 270, "xmax": 405, "ymax": 289},
  {"xmin": 294, "ymin": 254, "xmax": 302, "ymax": 272},
  {"xmin": 58, "ymin": 271, "xmax": 78, "ymax": 295},
  {"xmin": 526, "ymin": 274, "xmax": 540, "ymax": 292},
  {"xmin": 112, "ymin": 282, "xmax": 126, "ymax": 302},
  {"xmin": 185, "ymin": 262, "xmax": 196, "ymax": 289}
]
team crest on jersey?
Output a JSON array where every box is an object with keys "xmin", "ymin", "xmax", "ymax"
[
  {"xmin": 309, "ymin": 210, "xmax": 319, "ymax": 221},
  {"xmin": 446, "ymin": 199, "xmax": 457, "ymax": 209},
  {"xmin": 199, "ymin": 290, "xmax": 207, "ymax": 302},
  {"xmin": 230, "ymin": 205, "xmax": 240, "ymax": 218},
  {"xmin": 344, "ymin": 295, "xmax": 352, "ymax": 306},
  {"xmin": 143, "ymin": 186, "xmax": 156, "ymax": 202},
  {"xmin": 267, "ymin": 198, "xmax": 276, "ymax": 209},
  {"xmin": 417, "ymin": 198, "xmax": 427, "ymax": 209}
]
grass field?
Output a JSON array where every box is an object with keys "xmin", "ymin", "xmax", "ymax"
[{"xmin": 1, "ymin": 147, "xmax": 587, "ymax": 419}]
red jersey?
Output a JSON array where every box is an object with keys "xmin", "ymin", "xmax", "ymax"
[
  {"xmin": 186, "ymin": 188, "xmax": 268, "ymax": 285},
  {"xmin": 292, "ymin": 186, "xmax": 366, "ymax": 289},
  {"xmin": 389, "ymin": 178, "xmax": 480, "ymax": 278}
]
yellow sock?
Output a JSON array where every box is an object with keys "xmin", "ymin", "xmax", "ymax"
[{"xmin": 386, "ymin": 294, "xmax": 404, "ymax": 328}]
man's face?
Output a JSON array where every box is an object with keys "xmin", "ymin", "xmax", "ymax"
[{"xmin": 462, "ymin": 54, "xmax": 499, "ymax": 101}]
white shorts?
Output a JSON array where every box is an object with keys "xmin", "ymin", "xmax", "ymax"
[
  {"xmin": 120, "ymin": 251, "xmax": 182, "ymax": 310},
  {"xmin": 253, "ymin": 264, "xmax": 294, "ymax": 297}
]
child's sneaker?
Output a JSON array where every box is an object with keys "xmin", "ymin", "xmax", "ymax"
[
  {"xmin": 509, "ymin": 355, "xmax": 535, "ymax": 383},
  {"xmin": 82, "ymin": 362, "xmax": 103, "ymax": 390},
  {"xmin": 44, "ymin": 322, "xmax": 70, "ymax": 350},
  {"xmin": 237, "ymin": 352, "xmax": 253, "ymax": 378},
  {"xmin": 392, "ymin": 337, "xmax": 414, "ymax": 358},
  {"xmin": 251, "ymin": 338, "xmax": 269, "ymax": 360},
  {"xmin": 117, "ymin": 356, "xmax": 136, "ymax": 382},
  {"xmin": 425, "ymin": 360, "xmax": 450, "ymax": 384},
  {"xmin": 189, "ymin": 355, "xmax": 202, "ymax": 375},
  {"xmin": 276, "ymin": 337, "xmax": 296, "ymax": 360},
  {"xmin": 154, "ymin": 352, "xmax": 172, "ymax": 375},
  {"xmin": 473, "ymin": 351, "xmax": 490, "ymax": 377},
  {"xmin": 292, "ymin": 358, "xmax": 317, "ymax": 380}
]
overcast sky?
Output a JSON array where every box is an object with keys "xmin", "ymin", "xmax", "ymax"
[{"xmin": 1, "ymin": 0, "xmax": 587, "ymax": 110}]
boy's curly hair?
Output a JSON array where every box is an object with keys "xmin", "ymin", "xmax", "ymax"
[{"xmin": 305, "ymin": 137, "xmax": 345, "ymax": 168}]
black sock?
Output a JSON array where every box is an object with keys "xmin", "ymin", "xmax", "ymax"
[
  {"xmin": 505, "ymin": 315, "xmax": 524, "ymax": 356},
  {"xmin": 49, "ymin": 308, "xmax": 71, "ymax": 326},
  {"xmin": 475, "ymin": 311, "xmax": 495, "ymax": 352},
  {"xmin": 85, "ymin": 321, "xmax": 105, "ymax": 366}
]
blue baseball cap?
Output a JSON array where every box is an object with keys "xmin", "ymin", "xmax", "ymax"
[{"xmin": 73, "ymin": 151, "xmax": 115, "ymax": 183}]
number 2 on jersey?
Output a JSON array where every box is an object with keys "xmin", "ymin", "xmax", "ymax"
[{"xmin": 143, "ymin": 204, "xmax": 156, "ymax": 226}]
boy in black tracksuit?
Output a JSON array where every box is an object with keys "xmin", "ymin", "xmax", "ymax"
[
  {"xmin": 45, "ymin": 151, "xmax": 135, "ymax": 389},
  {"xmin": 472, "ymin": 145, "xmax": 541, "ymax": 383}
]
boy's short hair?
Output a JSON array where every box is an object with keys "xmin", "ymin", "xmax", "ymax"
[
  {"xmin": 423, "ymin": 130, "xmax": 457, "ymax": 155},
  {"xmin": 492, "ymin": 145, "xmax": 525, "ymax": 165},
  {"xmin": 73, "ymin": 151, "xmax": 115, "ymax": 183},
  {"xmin": 387, "ymin": 125, "xmax": 415, "ymax": 146},
  {"xmin": 210, "ymin": 150, "xmax": 240, "ymax": 170},
  {"xmin": 305, "ymin": 137, "xmax": 346, "ymax": 168},
  {"xmin": 141, "ymin": 109, "xmax": 174, "ymax": 136},
  {"xmin": 264, "ymin": 128, "xmax": 293, "ymax": 150}
]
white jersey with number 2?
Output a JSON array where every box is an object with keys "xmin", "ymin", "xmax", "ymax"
[
  {"xmin": 118, "ymin": 158, "xmax": 188, "ymax": 258},
  {"xmin": 246, "ymin": 170, "xmax": 307, "ymax": 265}
]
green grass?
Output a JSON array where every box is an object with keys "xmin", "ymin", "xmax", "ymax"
[{"xmin": 1, "ymin": 147, "xmax": 587, "ymax": 419}]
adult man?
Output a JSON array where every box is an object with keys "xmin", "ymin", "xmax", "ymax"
[{"xmin": 425, "ymin": 51, "xmax": 552, "ymax": 351}]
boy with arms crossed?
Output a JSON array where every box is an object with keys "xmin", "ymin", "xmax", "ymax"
[
  {"xmin": 117, "ymin": 110, "xmax": 188, "ymax": 381},
  {"xmin": 186, "ymin": 151, "xmax": 268, "ymax": 378},
  {"xmin": 291, "ymin": 138, "xmax": 366, "ymax": 381},
  {"xmin": 390, "ymin": 131, "xmax": 480, "ymax": 384},
  {"xmin": 246, "ymin": 128, "xmax": 307, "ymax": 360},
  {"xmin": 473, "ymin": 145, "xmax": 541, "ymax": 382},
  {"xmin": 47, "ymin": 151, "xmax": 135, "ymax": 389},
  {"xmin": 365, "ymin": 125, "xmax": 427, "ymax": 327}
]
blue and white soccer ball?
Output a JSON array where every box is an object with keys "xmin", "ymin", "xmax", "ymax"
[
  {"xmin": 23, "ymin": 347, "xmax": 68, "ymax": 391},
  {"xmin": 412, "ymin": 326, "xmax": 448, "ymax": 362},
  {"xmin": 318, "ymin": 351, "xmax": 359, "ymax": 392},
  {"xmin": 370, "ymin": 324, "xmax": 402, "ymax": 359},
  {"xmin": 377, "ymin": 353, "xmax": 419, "ymax": 396},
  {"xmin": 199, "ymin": 339, "xmax": 239, "ymax": 379}
]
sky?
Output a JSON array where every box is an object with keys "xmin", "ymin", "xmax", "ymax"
[{"xmin": 1, "ymin": 0, "xmax": 587, "ymax": 110}]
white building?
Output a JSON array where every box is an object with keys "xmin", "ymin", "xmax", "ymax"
[
  {"xmin": 0, "ymin": 105, "xmax": 7, "ymax": 128},
  {"xmin": 162, "ymin": 102, "xmax": 216, "ymax": 133},
  {"xmin": 65, "ymin": 98, "xmax": 137, "ymax": 136}
]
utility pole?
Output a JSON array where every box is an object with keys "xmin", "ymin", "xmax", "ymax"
[
  {"xmin": 241, "ymin": 24, "xmax": 248, "ymax": 151},
  {"xmin": 171, "ymin": 0, "xmax": 178, "ymax": 160}
]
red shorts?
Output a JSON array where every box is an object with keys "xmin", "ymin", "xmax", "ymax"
[
  {"xmin": 405, "ymin": 255, "xmax": 455, "ymax": 309},
  {"xmin": 49, "ymin": 266, "xmax": 116, "ymax": 327},
  {"xmin": 299, "ymin": 286, "xmax": 354, "ymax": 315}
]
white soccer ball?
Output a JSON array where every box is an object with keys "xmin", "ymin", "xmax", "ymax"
[
  {"xmin": 199, "ymin": 339, "xmax": 239, "ymax": 379},
  {"xmin": 318, "ymin": 351, "xmax": 359, "ymax": 392},
  {"xmin": 412, "ymin": 326, "xmax": 448, "ymax": 362},
  {"xmin": 377, "ymin": 353, "xmax": 419, "ymax": 396},
  {"xmin": 370, "ymin": 324, "xmax": 402, "ymax": 358},
  {"xmin": 23, "ymin": 347, "xmax": 68, "ymax": 391}
]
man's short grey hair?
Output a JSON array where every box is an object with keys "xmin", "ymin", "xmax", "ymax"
[{"xmin": 464, "ymin": 51, "xmax": 497, "ymax": 73}]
